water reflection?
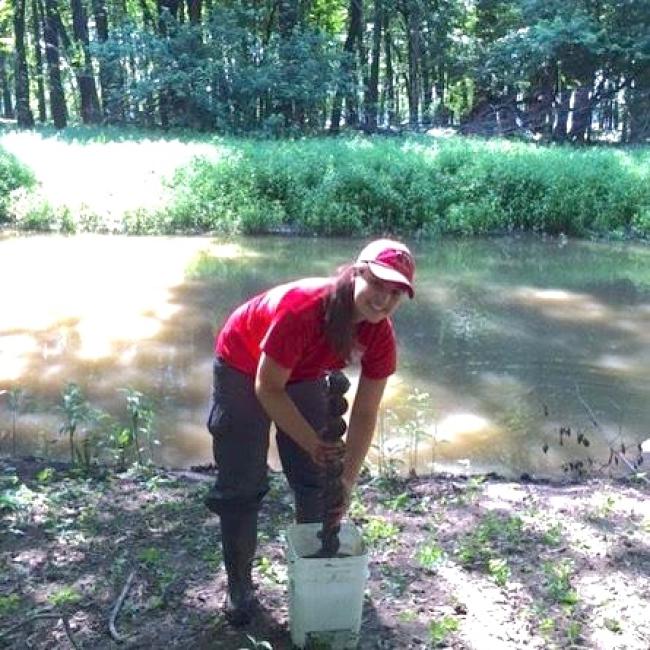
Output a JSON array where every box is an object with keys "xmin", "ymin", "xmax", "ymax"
[{"xmin": 0, "ymin": 233, "xmax": 648, "ymax": 478}]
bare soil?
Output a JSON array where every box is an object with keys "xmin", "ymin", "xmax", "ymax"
[{"xmin": 1, "ymin": 457, "xmax": 648, "ymax": 649}]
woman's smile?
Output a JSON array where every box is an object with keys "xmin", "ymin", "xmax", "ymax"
[{"xmin": 353, "ymin": 268, "xmax": 405, "ymax": 323}]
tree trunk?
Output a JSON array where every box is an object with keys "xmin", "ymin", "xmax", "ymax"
[
  {"xmin": 0, "ymin": 52, "xmax": 15, "ymax": 119},
  {"xmin": 384, "ymin": 9, "xmax": 395, "ymax": 126},
  {"xmin": 278, "ymin": 0, "xmax": 299, "ymax": 126},
  {"xmin": 405, "ymin": 1, "xmax": 421, "ymax": 127},
  {"xmin": 13, "ymin": 0, "xmax": 35, "ymax": 127},
  {"xmin": 330, "ymin": 0, "xmax": 361, "ymax": 133},
  {"xmin": 554, "ymin": 89, "xmax": 570, "ymax": 142},
  {"xmin": 364, "ymin": 0, "xmax": 382, "ymax": 131},
  {"xmin": 157, "ymin": 0, "xmax": 181, "ymax": 127},
  {"xmin": 627, "ymin": 72, "xmax": 650, "ymax": 142},
  {"xmin": 186, "ymin": 0, "xmax": 202, "ymax": 24},
  {"xmin": 70, "ymin": 0, "xmax": 101, "ymax": 123},
  {"xmin": 570, "ymin": 85, "xmax": 591, "ymax": 142},
  {"xmin": 344, "ymin": 0, "xmax": 363, "ymax": 128},
  {"xmin": 43, "ymin": 0, "xmax": 67, "ymax": 128},
  {"xmin": 31, "ymin": 0, "xmax": 47, "ymax": 122}
]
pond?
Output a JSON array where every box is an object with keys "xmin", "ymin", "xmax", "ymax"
[{"xmin": 1, "ymin": 233, "xmax": 648, "ymax": 479}]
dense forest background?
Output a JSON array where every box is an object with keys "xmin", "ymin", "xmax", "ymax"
[{"xmin": 1, "ymin": 0, "xmax": 649, "ymax": 141}]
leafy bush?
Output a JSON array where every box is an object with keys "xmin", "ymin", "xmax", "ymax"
[
  {"xmin": 0, "ymin": 146, "xmax": 36, "ymax": 222},
  {"xmin": 168, "ymin": 136, "xmax": 650, "ymax": 237}
]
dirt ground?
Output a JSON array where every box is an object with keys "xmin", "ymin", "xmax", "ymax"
[{"xmin": 1, "ymin": 457, "xmax": 649, "ymax": 649}]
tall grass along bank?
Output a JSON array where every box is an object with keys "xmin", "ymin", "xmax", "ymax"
[
  {"xmin": 2, "ymin": 127, "xmax": 650, "ymax": 238},
  {"xmin": 168, "ymin": 137, "xmax": 650, "ymax": 238}
]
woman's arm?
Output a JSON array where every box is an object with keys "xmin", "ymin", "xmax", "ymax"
[
  {"xmin": 342, "ymin": 374, "xmax": 387, "ymax": 486},
  {"xmin": 255, "ymin": 352, "xmax": 342, "ymax": 466}
]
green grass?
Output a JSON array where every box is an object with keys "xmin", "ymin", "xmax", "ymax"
[
  {"xmin": 168, "ymin": 136, "xmax": 650, "ymax": 237},
  {"xmin": 2, "ymin": 127, "xmax": 649, "ymax": 238},
  {"xmin": 362, "ymin": 515, "xmax": 400, "ymax": 547},
  {"xmin": 0, "ymin": 594, "xmax": 21, "ymax": 615},
  {"xmin": 48, "ymin": 585, "xmax": 82, "ymax": 607},
  {"xmin": 429, "ymin": 615, "xmax": 460, "ymax": 646}
]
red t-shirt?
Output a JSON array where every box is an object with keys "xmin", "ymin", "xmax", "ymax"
[{"xmin": 215, "ymin": 277, "xmax": 396, "ymax": 381}]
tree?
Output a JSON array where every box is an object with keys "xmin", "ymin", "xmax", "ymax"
[
  {"xmin": 31, "ymin": 0, "xmax": 47, "ymax": 122},
  {"xmin": 43, "ymin": 0, "xmax": 67, "ymax": 128},
  {"xmin": 70, "ymin": 0, "xmax": 101, "ymax": 123},
  {"xmin": 364, "ymin": 0, "xmax": 381, "ymax": 131},
  {"xmin": 13, "ymin": 0, "xmax": 34, "ymax": 127},
  {"xmin": 0, "ymin": 51, "xmax": 15, "ymax": 119}
]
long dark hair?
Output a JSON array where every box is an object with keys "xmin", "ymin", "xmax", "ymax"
[{"xmin": 323, "ymin": 264, "xmax": 358, "ymax": 360}]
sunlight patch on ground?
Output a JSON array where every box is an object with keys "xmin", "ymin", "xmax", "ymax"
[
  {"xmin": 438, "ymin": 562, "xmax": 545, "ymax": 649},
  {"xmin": 0, "ymin": 131, "xmax": 225, "ymax": 217},
  {"xmin": 578, "ymin": 573, "xmax": 650, "ymax": 649}
]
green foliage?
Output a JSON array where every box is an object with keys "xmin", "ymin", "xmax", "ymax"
[
  {"xmin": 543, "ymin": 559, "xmax": 579, "ymax": 605},
  {"xmin": 429, "ymin": 615, "xmax": 460, "ymax": 646},
  {"xmin": 416, "ymin": 539, "xmax": 446, "ymax": 572},
  {"xmin": 487, "ymin": 557, "xmax": 511, "ymax": 587},
  {"xmin": 138, "ymin": 547, "xmax": 163, "ymax": 567},
  {"xmin": 362, "ymin": 516, "xmax": 400, "ymax": 548},
  {"xmin": 90, "ymin": 11, "xmax": 340, "ymax": 134},
  {"xmin": 541, "ymin": 522, "xmax": 563, "ymax": 546},
  {"xmin": 168, "ymin": 136, "xmax": 650, "ymax": 237},
  {"xmin": 0, "ymin": 594, "xmax": 21, "ymax": 615},
  {"xmin": 121, "ymin": 388, "xmax": 156, "ymax": 466},
  {"xmin": 0, "ymin": 147, "xmax": 36, "ymax": 223},
  {"xmin": 48, "ymin": 585, "xmax": 82, "ymax": 607},
  {"xmin": 456, "ymin": 512, "xmax": 523, "ymax": 568},
  {"xmin": 0, "ymin": 387, "xmax": 27, "ymax": 456},
  {"xmin": 58, "ymin": 383, "xmax": 93, "ymax": 466}
]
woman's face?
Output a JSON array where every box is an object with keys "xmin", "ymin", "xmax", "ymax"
[{"xmin": 353, "ymin": 266, "xmax": 406, "ymax": 323}]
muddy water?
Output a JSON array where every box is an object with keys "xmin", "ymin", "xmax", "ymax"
[{"xmin": 1, "ymin": 233, "xmax": 648, "ymax": 478}]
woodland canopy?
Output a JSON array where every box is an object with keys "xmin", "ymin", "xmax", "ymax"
[{"xmin": 1, "ymin": 0, "xmax": 649, "ymax": 141}]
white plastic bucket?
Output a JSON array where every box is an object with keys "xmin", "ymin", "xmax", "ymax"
[{"xmin": 286, "ymin": 522, "xmax": 368, "ymax": 650}]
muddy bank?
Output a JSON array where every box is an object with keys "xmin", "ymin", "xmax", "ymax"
[{"xmin": 1, "ymin": 457, "xmax": 649, "ymax": 649}]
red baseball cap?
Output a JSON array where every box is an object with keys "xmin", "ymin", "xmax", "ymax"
[{"xmin": 356, "ymin": 239, "xmax": 415, "ymax": 298}]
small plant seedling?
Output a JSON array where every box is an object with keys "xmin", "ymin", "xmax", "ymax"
[
  {"xmin": 487, "ymin": 557, "xmax": 510, "ymax": 587},
  {"xmin": 48, "ymin": 585, "xmax": 82, "ymax": 607},
  {"xmin": 362, "ymin": 516, "xmax": 400, "ymax": 547},
  {"xmin": 543, "ymin": 560, "xmax": 578, "ymax": 605},
  {"xmin": 0, "ymin": 593, "xmax": 21, "ymax": 614},
  {"xmin": 417, "ymin": 540, "xmax": 445, "ymax": 571},
  {"xmin": 542, "ymin": 522, "xmax": 563, "ymax": 546},
  {"xmin": 429, "ymin": 616, "xmax": 459, "ymax": 646},
  {"xmin": 604, "ymin": 617, "xmax": 622, "ymax": 633},
  {"xmin": 138, "ymin": 547, "xmax": 163, "ymax": 567}
]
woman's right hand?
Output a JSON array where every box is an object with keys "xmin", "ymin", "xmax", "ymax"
[{"xmin": 306, "ymin": 435, "xmax": 345, "ymax": 467}]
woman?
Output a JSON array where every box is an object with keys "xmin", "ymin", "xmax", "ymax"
[{"xmin": 205, "ymin": 238, "xmax": 415, "ymax": 626}]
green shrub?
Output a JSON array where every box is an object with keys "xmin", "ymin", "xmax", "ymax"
[
  {"xmin": 168, "ymin": 136, "xmax": 650, "ymax": 237},
  {"xmin": 0, "ymin": 147, "xmax": 36, "ymax": 222}
]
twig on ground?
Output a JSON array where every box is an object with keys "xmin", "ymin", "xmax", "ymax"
[
  {"xmin": 0, "ymin": 612, "xmax": 80, "ymax": 649},
  {"xmin": 109, "ymin": 569, "xmax": 136, "ymax": 643},
  {"xmin": 575, "ymin": 384, "xmax": 649, "ymax": 484}
]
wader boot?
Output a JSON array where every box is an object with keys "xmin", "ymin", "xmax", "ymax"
[
  {"xmin": 220, "ymin": 509, "xmax": 258, "ymax": 626},
  {"xmin": 295, "ymin": 489, "xmax": 324, "ymax": 524}
]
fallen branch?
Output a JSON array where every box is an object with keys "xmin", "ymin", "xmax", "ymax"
[
  {"xmin": 0, "ymin": 612, "xmax": 80, "ymax": 649},
  {"xmin": 109, "ymin": 569, "xmax": 136, "ymax": 643},
  {"xmin": 575, "ymin": 384, "xmax": 649, "ymax": 484}
]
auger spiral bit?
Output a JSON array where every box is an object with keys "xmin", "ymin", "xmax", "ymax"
[{"xmin": 314, "ymin": 370, "xmax": 350, "ymax": 557}]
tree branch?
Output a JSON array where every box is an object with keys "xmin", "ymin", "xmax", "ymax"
[{"xmin": 109, "ymin": 569, "xmax": 136, "ymax": 643}]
